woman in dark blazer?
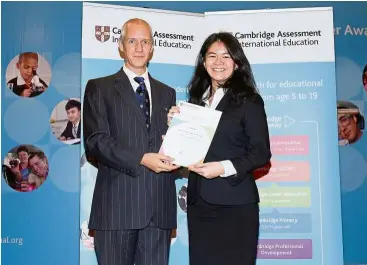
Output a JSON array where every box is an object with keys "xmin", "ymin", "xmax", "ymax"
[{"xmin": 168, "ymin": 32, "xmax": 271, "ymax": 265}]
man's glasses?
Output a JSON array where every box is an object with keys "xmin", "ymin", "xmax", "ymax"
[{"xmin": 338, "ymin": 114, "xmax": 353, "ymax": 127}]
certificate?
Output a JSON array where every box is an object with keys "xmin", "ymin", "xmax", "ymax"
[{"xmin": 159, "ymin": 102, "xmax": 222, "ymax": 167}]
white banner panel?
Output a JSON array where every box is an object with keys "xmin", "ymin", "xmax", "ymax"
[
  {"xmin": 204, "ymin": 7, "xmax": 343, "ymax": 265},
  {"xmin": 82, "ymin": 2, "xmax": 204, "ymax": 65},
  {"xmin": 81, "ymin": 4, "xmax": 343, "ymax": 265},
  {"xmin": 204, "ymin": 7, "xmax": 335, "ymax": 64},
  {"xmin": 81, "ymin": 3, "xmax": 203, "ymax": 265}
]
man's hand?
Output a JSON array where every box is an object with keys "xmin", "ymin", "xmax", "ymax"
[
  {"xmin": 59, "ymin": 136, "xmax": 66, "ymax": 141},
  {"xmin": 141, "ymin": 153, "xmax": 180, "ymax": 173},
  {"xmin": 188, "ymin": 162, "xmax": 225, "ymax": 179}
]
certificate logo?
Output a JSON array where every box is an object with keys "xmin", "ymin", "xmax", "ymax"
[{"xmin": 95, "ymin": 26, "xmax": 111, "ymax": 43}]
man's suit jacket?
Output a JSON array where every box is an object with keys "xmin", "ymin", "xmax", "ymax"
[
  {"xmin": 60, "ymin": 121, "xmax": 81, "ymax": 139},
  {"xmin": 187, "ymin": 92, "xmax": 272, "ymax": 206},
  {"xmin": 83, "ymin": 68, "xmax": 177, "ymax": 230}
]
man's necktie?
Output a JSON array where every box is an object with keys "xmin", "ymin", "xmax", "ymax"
[
  {"xmin": 134, "ymin": 76, "xmax": 151, "ymax": 130},
  {"xmin": 72, "ymin": 125, "xmax": 78, "ymax": 138}
]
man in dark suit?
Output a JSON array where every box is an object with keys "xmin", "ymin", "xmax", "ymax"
[
  {"xmin": 83, "ymin": 18, "xmax": 179, "ymax": 265},
  {"xmin": 59, "ymin": 99, "xmax": 81, "ymax": 144}
]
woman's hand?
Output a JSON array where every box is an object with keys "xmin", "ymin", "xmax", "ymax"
[
  {"xmin": 167, "ymin": 106, "xmax": 180, "ymax": 126},
  {"xmin": 188, "ymin": 162, "xmax": 224, "ymax": 179}
]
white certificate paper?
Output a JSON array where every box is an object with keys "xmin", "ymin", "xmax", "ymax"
[{"xmin": 159, "ymin": 102, "xmax": 222, "ymax": 167}]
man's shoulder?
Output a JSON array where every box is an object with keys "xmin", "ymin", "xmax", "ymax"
[
  {"xmin": 7, "ymin": 77, "xmax": 17, "ymax": 85},
  {"xmin": 150, "ymin": 76, "xmax": 175, "ymax": 93},
  {"xmin": 85, "ymin": 73, "xmax": 120, "ymax": 94},
  {"xmin": 87, "ymin": 73, "xmax": 117, "ymax": 85}
]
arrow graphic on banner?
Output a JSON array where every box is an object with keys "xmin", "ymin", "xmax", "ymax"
[{"xmin": 283, "ymin": 115, "xmax": 296, "ymax": 128}]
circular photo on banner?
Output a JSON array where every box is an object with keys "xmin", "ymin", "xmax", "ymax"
[
  {"xmin": 50, "ymin": 98, "xmax": 81, "ymax": 145},
  {"xmin": 5, "ymin": 52, "xmax": 51, "ymax": 98},
  {"xmin": 2, "ymin": 144, "xmax": 49, "ymax": 192},
  {"xmin": 363, "ymin": 64, "xmax": 367, "ymax": 91},
  {"xmin": 178, "ymin": 184, "xmax": 188, "ymax": 213},
  {"xmin": 337, "ymin": 100, "xmax": 365, "ymax": 146}
]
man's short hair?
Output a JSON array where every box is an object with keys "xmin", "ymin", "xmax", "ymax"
[
  {"xmin": 65, "ymin": 99, "xmax": 81, "ymax": 111},
  {"xmin": 18, "ymin": 52, "xmax": 38, "ymax": 63},
  {"xmin": 16, "ymin": 145, "xmax": 29, "ymax": 155},
  {"xmin": 119, "ymin": 18, "xmax": 153, "ymax": 43},
  {"xmin": 337, "ymin": 100, "xmax": 365, "ymax": 130},
  {"xmin": 28, "ymin": 151, "xmax": 47, "ymax": 162}
]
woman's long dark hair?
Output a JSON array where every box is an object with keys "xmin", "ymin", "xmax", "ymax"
[{"xmin": 188, "ymin": 32, "xmax": 258, "ymax": 105}]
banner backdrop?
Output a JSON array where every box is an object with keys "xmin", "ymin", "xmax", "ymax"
[
  {"xmin": 2, "ymin": 2, "xmax": 366, "ymax": 265},
  {"xmin": 204, "ymin": 7, "xmax": 343, "ymax": 265},
  {"xmin": 1, "ymin": 2, "xmax": 82, "ymax": 265},
  {"xmin": 80, "ymin": 3, "xmax": 204, "ymax": 265},
  {"xmin": 81, "ymin": 4, "xmax": 343, "ymax": 265}
]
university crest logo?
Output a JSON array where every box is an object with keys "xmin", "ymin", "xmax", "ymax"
[{"xmin": 95, "ymin": 26, "xmax": 111, "ymax": 43}]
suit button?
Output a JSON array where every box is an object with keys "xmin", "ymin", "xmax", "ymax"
[{"xmin": 148, "ymin": 140, "xmax": 153, "ymax": 147}]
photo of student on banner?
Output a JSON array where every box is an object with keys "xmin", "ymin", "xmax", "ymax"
[
  {"xmin": 6, "ymin": 52, "xmax": 51, "ymax": 97},
  {"xmin": 363, "ymin": 64, "xmax": 367, "ymax": 91},
  {"xmin": 2, "ymin": 145, "xmax": 49, "ymax": 192},
  {"xmin": 178, "ymin": 184, "xmax": 188, "ymax": 213},
  {"xmin": 50, "ymin": 98, "xmax": 81, "ymax": 145},
  {"xmin": 337, "ymin": 100, "xmax": 365, "ymax": 146}
]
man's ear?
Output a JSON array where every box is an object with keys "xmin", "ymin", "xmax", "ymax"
[
  {"xmin": 149, "ymin": 39, "xmax": 154, "ymax": 54},
  {"xmin": 353, "ymin": 115, "xmax": 358, "ymax": 124},
  {"xmin": 16, "ymin": 62, "xmax": 20, "ymax": 70},
  {"xmin": 118, "ymin": 41, "xmax": 124, "ymax": 53}
]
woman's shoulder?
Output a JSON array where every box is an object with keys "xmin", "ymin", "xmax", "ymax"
[{"xmin": 245, "ymin": 93, "xmax": 264, "ymax": 107}]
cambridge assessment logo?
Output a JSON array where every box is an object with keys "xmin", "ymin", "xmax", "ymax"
[{"xmin": 95, "ymin": 26, "xmax": 111, "ymax": 43}]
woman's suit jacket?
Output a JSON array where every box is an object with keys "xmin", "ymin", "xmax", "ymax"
[{"xmin": 187, "ymin": 92, "xmax": 272, "ymax": 206}]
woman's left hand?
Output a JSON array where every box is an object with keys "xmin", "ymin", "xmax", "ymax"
[{"xmin": 188, "ymin": 162, "xmax": 224, "ymax": 179}]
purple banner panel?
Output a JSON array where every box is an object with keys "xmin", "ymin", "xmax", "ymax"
[{"xmin": 257, "ymin": 239, "xmax": 312, "ymax": 259}]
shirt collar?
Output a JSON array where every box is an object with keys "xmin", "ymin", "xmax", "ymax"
[
  {"xmin": 123, "ymin": 64, "xmax": 149, "ymax": 86},
  {"xmin": 203, "ymin": 87, "xmax": 225, "ymax": 105},
  {"xmin": 72, "ymin": 120, "xmax": 80, "ymax": 128},
  {"xmin": 17, "ymin": 75, "xmax": 34, "ymax": 86}
]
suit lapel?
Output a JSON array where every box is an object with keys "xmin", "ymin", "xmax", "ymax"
[
  {"xmin": 77, "ymin": 123, "xmax": 81, "ymax": 137},
  {"xmin": 215, "ymin": 90, "xmax": 232, "ymax": 112},
  {"xmin": 114, "ymin": 68, "xmax": 147, "ymax": 130}
]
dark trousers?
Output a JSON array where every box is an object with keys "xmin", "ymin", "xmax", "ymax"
[
  {"xmin": 187, "ymin": 197, "xmax": 259, "ymax": 265},
  {"xmin": 94, "ymin": 219, "xmax": 172, "ymax": 265}
]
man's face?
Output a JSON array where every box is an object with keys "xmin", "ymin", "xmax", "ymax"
[
  {"xmin": 29, "ymin": 155, "xmax": 48, "ymax": 177},
  {"xmin": 17, "ymin": 151, "xmax": 29, "ymax": 164},
  {"xmin": 16, "ymin": 58, "xmax": 38, "ymax": 83},
  {"xmin": 120, "ymin": 22, "xmax": 153, "ymax": 74},
  {"xmin": 338, "ymin": 114, "xmax": 360, "ymax": 142},
  {"xmin": 66, "ymin": 107, "xmax": 81, "ymax": 124}
]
